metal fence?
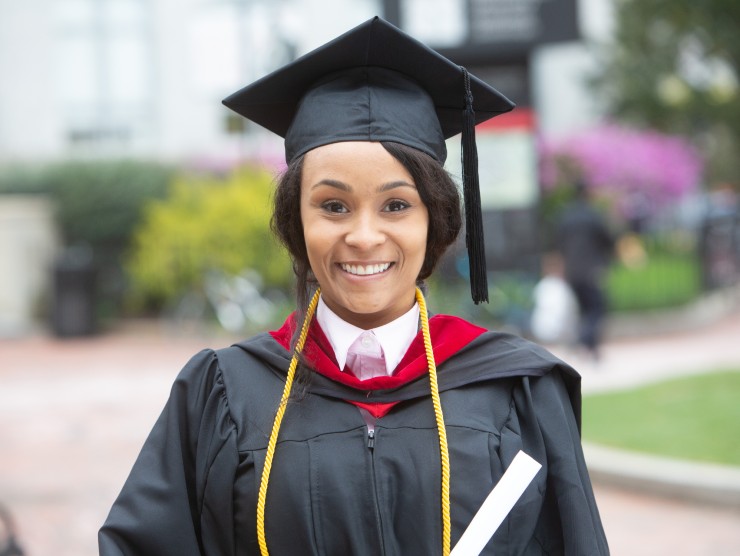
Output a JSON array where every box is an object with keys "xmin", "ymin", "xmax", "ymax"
[{"xmin": 699, "ymin": 211, "xmax": 740, "ymax": 291}]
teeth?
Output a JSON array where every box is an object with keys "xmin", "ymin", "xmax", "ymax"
[{"xmin": 341, "ymin": 263, "xmax": 391, "ymax": 276}]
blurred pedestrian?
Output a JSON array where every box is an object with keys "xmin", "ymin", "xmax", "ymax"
[
  {"xmin": 530, "ymin": 252, "xmax": 578, "ymax": 345},
  {"xmin": 99, "ymin": 17, "xmax": 608, "ymax": 556},
  {"xmin": 556, "ymin": 181, "xmax": 615, "ymax": 359}
]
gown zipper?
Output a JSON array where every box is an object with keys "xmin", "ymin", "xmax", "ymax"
[{"xmin": 366, "ymin": 427, "xmax": 386, "ymax": 554}]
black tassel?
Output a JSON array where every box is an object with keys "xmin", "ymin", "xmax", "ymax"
[{"xmin": 460, "ymin": 67, "xmax": 488, "ymax": 304}]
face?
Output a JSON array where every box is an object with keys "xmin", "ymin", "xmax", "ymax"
[{"xmin": 300, "ymin": 141, "xmax": 429, "ymax": 329}]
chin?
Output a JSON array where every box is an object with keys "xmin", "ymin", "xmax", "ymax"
[{"xmin": 346, "ymin": 298, "xmax": 387, "ymax": 316}]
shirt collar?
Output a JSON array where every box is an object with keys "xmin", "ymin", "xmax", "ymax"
[{"xmin": 316, "ymin": 297, "xmax": 420, "ymax": 376}]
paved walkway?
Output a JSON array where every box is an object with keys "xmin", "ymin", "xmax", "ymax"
[{"xmin": 1, "ymin": 310, "xmax": 740, "ymax": 556}]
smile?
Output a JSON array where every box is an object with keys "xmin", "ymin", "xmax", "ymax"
[{"xmin": 340, "ymin": 262, "xmax": 392, "ymax": 276}]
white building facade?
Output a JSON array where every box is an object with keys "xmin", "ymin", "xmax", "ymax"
[{"xmin": 0, "ymin": 0, "xmax": 611, "ymax": 165}]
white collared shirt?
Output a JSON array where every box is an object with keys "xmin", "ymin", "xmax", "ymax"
[{"xmin": 316, "ymin": 296, "xmax": 420, "ymax": 377}]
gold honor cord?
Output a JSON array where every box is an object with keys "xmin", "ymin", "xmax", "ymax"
[
  {"xmin": 256, "ymin": 287, "xmax": 451, "ymax": 556},
  {"xmin": 256, "ymin": 288, "xmax": 321, "ymax": 556},
  {"xmin": 416, "ymin": 286, "xmax": 452, "ymax": 556}
]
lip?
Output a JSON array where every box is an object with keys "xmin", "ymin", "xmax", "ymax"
[{"xmin": 338, "ymin": 262, "xmax": 394, "ymax": 277}]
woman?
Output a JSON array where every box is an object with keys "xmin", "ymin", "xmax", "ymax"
[{"xmin": 100, "ymin": 17, "xmax": 609, "ymax": 556}]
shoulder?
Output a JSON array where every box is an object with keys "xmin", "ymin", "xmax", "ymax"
[
  {"xmin": 162, "ymin": 336, "xmax": 292, "ymax": 436},
  {"xmin": 463, "ymin": 331, "xmax": 585, "ymax": 424},
  {"xmin": 171, "ymin": 331, "xmax": 289, "ymax": 398},
  {"xmin": 447, "ymin": 317, "xmax": 570, "ymax": 371},
  {"xmin": 428, "ymin": 311, "xmax": 564, "ymax": 367},
  {"xmin": 440, "ymin": 322, "xmax": 580, "ymax": 389},
  {"xmin": 201, "ymin": 332, "xmax": 290, "ymax": 389}
]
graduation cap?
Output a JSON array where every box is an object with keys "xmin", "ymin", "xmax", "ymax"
[{"xmin": 223, "ymin": 16, "xmax": 515, "ymax": 303}]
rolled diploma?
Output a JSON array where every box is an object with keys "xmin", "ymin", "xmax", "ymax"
[{"xmin": 450, "ymin": 450, "xmax": 542, "ymax": 556}]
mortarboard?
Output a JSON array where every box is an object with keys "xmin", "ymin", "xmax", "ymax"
[{"xmin": 223, "ymin": 16, "xmax": 515, "ymax": 303}]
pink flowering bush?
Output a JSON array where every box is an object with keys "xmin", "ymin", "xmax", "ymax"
[{"xmin": 539, "ymin": 124, "xmax": 703, "ymax": 215}]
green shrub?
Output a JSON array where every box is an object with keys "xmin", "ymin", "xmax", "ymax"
[
  {"xmin": 0, "ymin": 165, "xmax": 50, "ymax": 194},
  {"xmin": 48, "ymin": 161, "xmax": 172, "ymax": 255},
  {"xmin": 126, "ymin": 166, "xmax": 292, "ymax": 310},
  {"xmin": 1, "ymin": 161, "xmax": 172, "ymax": 248}
]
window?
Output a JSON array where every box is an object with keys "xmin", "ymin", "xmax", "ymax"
[{"xmin": 54, "ymin": 0, "xmax": 153, "ymax": 154}]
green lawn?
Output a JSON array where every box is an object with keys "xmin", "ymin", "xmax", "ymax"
[{"xmin": 582, "ymin": 370, "xmax": 740, "ymax": 466}]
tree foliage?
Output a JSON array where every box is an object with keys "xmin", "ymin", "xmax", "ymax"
[{"xmin": 591, "ymin": 0, "xmax": 739, "ymax": 185}]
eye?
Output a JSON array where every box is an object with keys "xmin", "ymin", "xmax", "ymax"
[
  {"xmin": 384, "ymin": 199, "xmax": 411, "ymax": 212},
  {"xmin": 321, "ymin": 200, "xmax": 348, "ymax": 213}
]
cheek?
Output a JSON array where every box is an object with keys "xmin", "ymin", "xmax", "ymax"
[
  {"xmin": 302, "ymin": 222, "xmax": 333, "ymax": 268},
  {"xmin": 405, "ymin": 216, "xmax": 429, "ymax": 263}
]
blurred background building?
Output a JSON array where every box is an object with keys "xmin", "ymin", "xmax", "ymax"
[{"xmin": 0, "ymin": 0, "xmax": 610, "ymax": 162}]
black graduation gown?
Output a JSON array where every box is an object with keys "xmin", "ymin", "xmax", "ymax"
[{"xmin": 99, "ymin": 313, "xmax": 609, "ymax": 555}]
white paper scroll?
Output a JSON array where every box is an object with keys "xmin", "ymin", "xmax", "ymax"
[{"xmin": 450, "ymin": 450, "xmax": 542, "ymax": 556}]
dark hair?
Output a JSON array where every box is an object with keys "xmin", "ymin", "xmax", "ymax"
[{"xmin": 271, "ymin": 141, "xmax": 462, "ymax": 313}]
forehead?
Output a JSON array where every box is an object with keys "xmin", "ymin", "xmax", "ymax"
[{"xmin": 301, "ymin": 142, "xmax": 414, "ymax": 186}]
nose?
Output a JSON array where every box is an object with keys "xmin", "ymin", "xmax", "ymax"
[{"xmin": 344, "ymin": 212, "xmax": 385, "ymax": 250}]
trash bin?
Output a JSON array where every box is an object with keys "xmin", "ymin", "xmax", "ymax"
[
  {"xmin": 0, "ymin": 501, "xmax": 25, "ymax": 556},
  {"xmin": 51, "ymin": 245, "xmax": 97, "ymax": 337}
]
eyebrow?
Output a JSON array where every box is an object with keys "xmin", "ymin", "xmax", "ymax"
[{"xmin": 311, "ymin": 179, "xmax": 416, "ymax": 192}]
